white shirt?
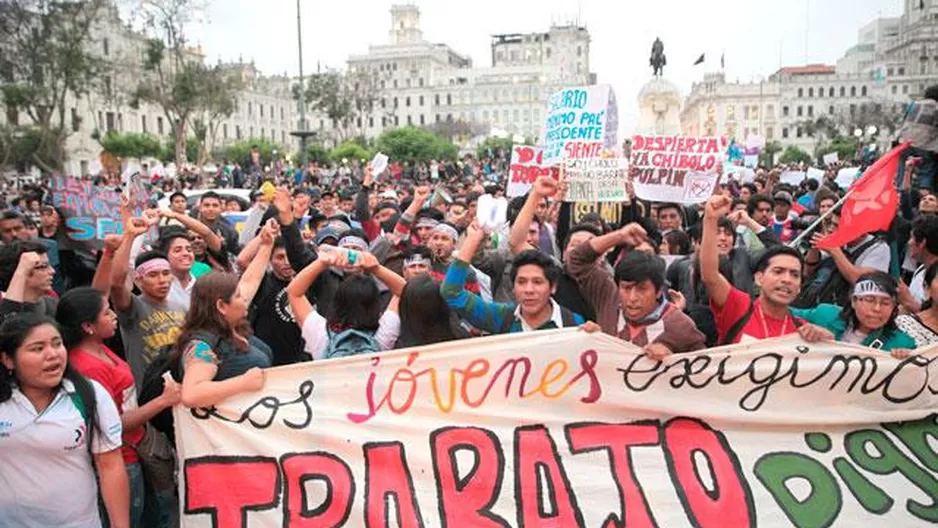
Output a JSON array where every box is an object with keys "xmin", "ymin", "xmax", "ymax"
[
  {"xmin": 167, "ymin": 273, "xmax": 196, "ymax": 311},
  {"xmin": 301, "ymin": 310, "xmax": 400, "ymax": 360},
  {"xmin": 849, "ymin": 236, "xmax": 891, "ymax": 273},
  {"xmin": 514, "ymin": 299, "xmax": 565, "ymax": 332},
  {"xmin": 910, "ymin": 264, "xmax": 928, "ymax": 304},
  {"xmin": 0, "ymin": 379, "xmax": 122, "ymax": 528}
]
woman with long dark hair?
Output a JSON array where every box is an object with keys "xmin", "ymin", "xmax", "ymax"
[
  {"xmin": 0, "ymin": 313, "xmax": 129, "ymax": 527},
  {"xmin": 57, "ymin": 287, "xmax": 181, "ymax": 526},
  {"xmin": 176, "ymin": 272, "xmax": 269, "ymax": 408},
  {"xmin": 791, "ymin": 271, "xmax": 915, "ymax": 354},
  {"xmin": 396, "ymin": 274, "xmax": 467, "ymax": 348}
]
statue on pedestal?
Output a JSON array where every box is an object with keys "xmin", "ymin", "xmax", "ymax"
[{"xmin": 650, "ymin": 38, "xmax": 666, "ymax": 78}]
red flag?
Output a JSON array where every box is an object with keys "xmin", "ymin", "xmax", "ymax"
[{"xmin": 815, "ymin": 142, "xmax": 910, "ymax": 250}]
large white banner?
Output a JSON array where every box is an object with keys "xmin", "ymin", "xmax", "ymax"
[{"xmin": 175, "ymin": 331, "xmax": 938, "ymax": 527}]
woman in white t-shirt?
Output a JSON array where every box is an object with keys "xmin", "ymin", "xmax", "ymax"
[{"xmin": 0, "ymin": 313, "xmax": 129, "ymax": 528}]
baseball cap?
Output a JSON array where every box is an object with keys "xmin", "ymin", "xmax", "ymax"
[{"xmin": 315, "ymin": 227, "xmax": 342, "ymax": 245}]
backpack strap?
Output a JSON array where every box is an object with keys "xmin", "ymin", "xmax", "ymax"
[
  {"xmin": 68, "ymin": 391, "xmax": 89, "ymax": 428},
  {"xmin": 846, "ymin": 236, "xmax": 882, "ymax": 264},
  {"xmin": 721, "ymin": 296, "xmax": 756, "ymax": 345}
]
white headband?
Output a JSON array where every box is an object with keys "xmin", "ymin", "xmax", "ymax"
[
  {"xmin": 338, "ymin": 236, "xmax": 368, "ymax": 251},
  {"xmin": 404, "ymin": 254, "xmax": 430, "ymax": 267},
  {"xmin": 432, "ymin": 224, "xmax": 458, "ymax": 241},
  {"xmin": 853, "ymin": 280, "xmax": 892, "ymax": 299}
]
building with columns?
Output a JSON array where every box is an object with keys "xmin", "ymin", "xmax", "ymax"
[
  {"xmin": 680, "ymin": 0, "xmax": 938, "ymax": 154},
  {"xmin": 345, "ymin": 4, "xmax": 595, "ymax": 144}
]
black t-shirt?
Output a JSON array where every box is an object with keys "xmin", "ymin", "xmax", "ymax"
[
  {"xmin": 250, "ymin": 273, "xmax": 305, "ymax": 366},
  {"xmin": 553, "ymin": 271, "xmax": 596, "ymax": 323}
]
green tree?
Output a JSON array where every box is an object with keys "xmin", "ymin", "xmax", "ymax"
[
  {"xmin": 225, "ymin": 138, "xmax": 283, "ymax": 167},
  {"xmin": 0, "ymin": 125, "xmax": 66, "ymax": 172},
  {"xmin": 0, "ymin": 0, "xmax": 108, "ymax": 171},
  {"xmin": 778, "ymin": 145, "xmax": 813, "ymax": 165},
  {"xmin": 476, "ymin": 136, "xmax": 514, "ymax": 160},
  {"xmin": 132, "ymin": 0, "xmax": 229, "ymax": 167},
  {"xmin": 297, "ymin": 68, "xmax": 393, "ymax": 143},
  {"xmin": 190, "ymin": 65, "xmax": 241, "ymax": 167},
  {"xmin": 759, "ymin": 140, "xmax": 783, "ymax": 167},
  {"xmin": 818, "ymin": 137, "xmax": 859, "ymax": 165},
  {"xmin": 330, "ymin": 141, "xmax": 371, "ymax": 163},
  {"xmin": 375, "ymin": 127, "xmax": 457, "ymax": 164},
  {"xmin": 305, "ymin": 143, "xmax": 329, "ymax": 165},
  {"xmin": 98, "ymin": 130, "xmax": 163, "ymax": 160}
]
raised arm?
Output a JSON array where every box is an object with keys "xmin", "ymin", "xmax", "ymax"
[
  {"xmin": 91, "ymin": 235, "xmax": 123, "ymax": 293},
  {"xmin": 110, "ymin": 217, "xmax": 148, "ymax": 313},
  {"xmin": 701, "ymin": 195, "xmax": 734, "ymax": 307},
  {"xmin": 287, "ymin": 251, "xmax": 343, "ymax": 329},
  {"xmin": 509, "ymin": 176, "xmax": 558, "ymax": 255},
  {"xmin": 180, "ymin": 340, "xmax": 265, "ymax": 408},
  {"xmin": 358, "ymin": 251, "xmax": 406, "ymax": 297},
  {"xmin": 159, "ymin": 209, "xmax": 223, "ymax": 252},
  {"xmin": 238, "ymin": 221, "xmax": 277, "ymax": 306}
]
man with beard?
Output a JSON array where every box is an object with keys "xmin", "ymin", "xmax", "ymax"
[
  {"xmin": 427, "ymin": 222, "xmax": 481, "ymax": 295},
  {"xmin": 701, "ymin": 195, "xmax": 832, "ymax": 344}
]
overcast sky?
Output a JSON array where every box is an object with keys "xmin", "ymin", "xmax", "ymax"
[{"xmin": 190, "ymin": 0, "xmax": 904, "ymax": 135}]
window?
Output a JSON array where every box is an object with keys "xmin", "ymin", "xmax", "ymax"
[
  {"xmin": 892, "ymin": 85, "xmax": 898, "ymax": 94},
  {"xmin": 393, "ymin": 62, "xmax": 398, "ymax": 71},
  {"xmin": 380, "ymin": 80, "xmax": 386, "ymax": 89},
  {"xmin": 381, "ymin": 98, "xmax": 386, "ymax": 108},
  {"xmin": 280, "ymin": 107, "xmax": 284, "ymax": 120},
  {"xmin": 766, "ymin": 127, "xmax": 774, "ymax": 140},
  {"xmin": 270, "ymin": 105, "xmax": 274, "ymax": 118},
  {"xmin": 818, "ymin": 87, "xmax": 823, "ymax": 98},
  {"xmin": 447, "ymin": 113, "xmax": 453, "ymax": 122},
  {"xmin": 797, "ymin": 106, "xmax": 803, "ymax": 117},
  {"xmin": 850, "ymin": 104, "xmax": 857, "ymax": 115},
  {"xmin": 141, "ymin": 115, "xmax": 147, "ymax": 133},
  {"xmin": 419, "ymin": 95, "xmax": 424, "ymax": 106},
  {"xmin": 903, "ymin": 85, "xmax": 909, "ymax": 94},
  {"xmin": 808, "ymin": 88, "xmax": 813, "ymax": 97},
  {"xmin": 319, "ymin": 120, "xmax": 324, "ymax": 129},
  {"xmin": 782, "ymin": 128, "xmax": 789, "ymax": 138},
  {"xmin": 829, "ymin": 87, "xmax": 834, "ymax": 97},
  {"xmin": 394, "ymin": 97, "xmax": 399, "ymax": 108},
  {"xmin": 105, "ymin": 112, "xmax": 115, "ymax": 131},
  {"xmin": 796, "ymin": 128, "xmax": 803, "ymax": 138},
  {"xmin": 829, "ymin": 105, "xmax": 834, "ymax": 114},
  {"xmin": 382, "ymin": 117, "xmax": 387, "ymax": 127},
  {"xmin": 446, "ymin": 94, "xmax": 452, "ymax": 105},
  {"xmin": 744, "ymin": 106, "xmax": 750, "ymax": 120},
  {"xmin": 435, "ymin": 94, "xmax": 440, "ymax": 106},
  {"xmin": 807, "ymin": 106, "xmax": 813, "ymax": 117},
  {"xmin": 436, "ymin": 114, "xmax": 441, "ymax": 123},
  {"xmin": 766, "ymin": 105, "xmax": 775, "ymax": 118},
  {"xmin": 406, "ymin": 79, "xmax": 411, "ymax": 88},
  {"xmin": 261, "ymin": 128, "xmax": 265, "ymax": 138},
  {"xmin": 157, "ymin": 116, "xmax": 164, "ymax": 135},
  {"xmin": 369, "ymin": 117, "xmax": 374, "ymax": 128},
  {"xmin": 393, "ymin": 79, "xmax": 398, "ymax": 88},
  {"xmin": 840, "ymin": 87, "xmax": 846, "ymax": 97},
  {"xmin": 861, "ymin": 86, "xmax": 867, "ymax": 97},
  {"xmin": 282, "ymin": 131, "xmax": 285, "ymax": 142},
  {"xmin": 513, "ymin": 109, "xmax": 519, "ymax": 121},
  {"xmin": 260, "ymin": 105, "xmax": 264, "ymax": 118},
  {"xmin": 782, "ymin": 106, "xmax": 790, "ymax": 117},
  {"xmin": 577, "ymin": 46, "xmax": 582, "ymax": 57},
  {"xmin": 887, "ymin": 67, "xmax": 894, "ymax": 76},
  {"xmin": 546, "ymin": 48, "xmax": 552, "ymax": 59},
  {"xmin": 419, "ymin": 114, "xmax": 425, "ymax": 125},
  {"xmin": 406, "ymin": 97, "xmax": 411, "ymax": 107},
  {"xmin": 394, "ymin": 116, "xmax": 399, "ymax": 126},
  {"xmin": 407, "ymin": 115, "xmax": 412, "ymax": 125},
  {"xmin": 103, "ymin": 38, "xmax": 109, "ymax": 56},
  {"xmin": 223, "ymin": 123, "xmax": 227, "ymax": 139},
  {"xmin": 850, "ymin": 86, "xmax": 856, "ymax": 97},
  {"xmin": 419, "ymin": 78, "xmax": 424, "ymax": 87},
  {"xmin": 236, "ymin": 125, "xmax": 241, "ymax": 139},
  {"xmin": 71, "ymin": 108, "xmax": 79, "ymax": 132},
  {"xmin": 798, "ymin": 88, "xmax": 804, "ymax": 97},
  {"xmin": 898, "ymin": 67, "xmax": 905, "ymax": 75}
]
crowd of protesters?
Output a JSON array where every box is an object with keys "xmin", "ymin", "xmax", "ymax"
[{"xmin": 0, "ymin": 84, "xmax": 935, "ymax": 527}]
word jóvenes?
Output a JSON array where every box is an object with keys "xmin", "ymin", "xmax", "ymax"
[{"xmin": 181, "ymin": 417, "xmax": 756, "ymax": 527}]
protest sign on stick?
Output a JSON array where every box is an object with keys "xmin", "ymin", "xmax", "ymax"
[
  {"xmin": 630, "ymin": 135, "xmax": 725, "ymax": 204},
  {"xmin": 506, "ymin": 145, "xmax": 559, "ymax": 197},
  {"xmin": 562, "ymin": 157, "xmax": 629, "ymax": 202},
  {"xmin": 175, "ymin": 331, "xmax": 938, "ymax": 528},
  {"xmin": 542, "ymin": 85, "xmax": 619, "ymax": 165}
]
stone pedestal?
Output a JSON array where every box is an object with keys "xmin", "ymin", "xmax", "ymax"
[{"xmin": 636, "ymin": 77, "xmax": 682, "ymax": 136}]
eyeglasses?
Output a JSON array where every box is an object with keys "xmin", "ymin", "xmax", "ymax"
[{"xmin": 854, "ymin": 296, "xmax": 895, "ymax": 308}]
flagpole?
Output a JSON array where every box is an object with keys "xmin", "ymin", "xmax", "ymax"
[{"xmin": 788, "ymin": 189, "xmax": 854, "ymax": 248}]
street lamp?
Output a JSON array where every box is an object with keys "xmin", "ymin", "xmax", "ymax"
[{"xmin": 289, "ymin": 0, "xmax": 316, "ymax": 174}]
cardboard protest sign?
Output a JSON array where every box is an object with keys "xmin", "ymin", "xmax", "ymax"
[
  {"xmin": 630, "ymin": 135, "xmax": 725, "ymax": 204},
  {"xmin": 780, "ymin": 171, "xmax": 807, "ymax": 186},
  {"xmin": 823, "ymin": 152, "xmax": 840, "ymax": 166},
  {"xmin": 542, "ymin": 85, "xmax": 619, "ymax": 165},
  {"xmin": 174, "ymin": 331, "xmax": 938, "ymax": 527},
  {"xmin": 48, "ymin": 176, "xmax": 147, "ymax": 247},
  {"xmin": 506, "ymin": 145, "xmax": 559, "ymax": 198},
  {"xmin": 807, "ymin": 167, "xmax": 826, "ymax": 182},
  {"xmin": 563, "ymin": 157, "xmax": 629, "ymax": 202}
]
